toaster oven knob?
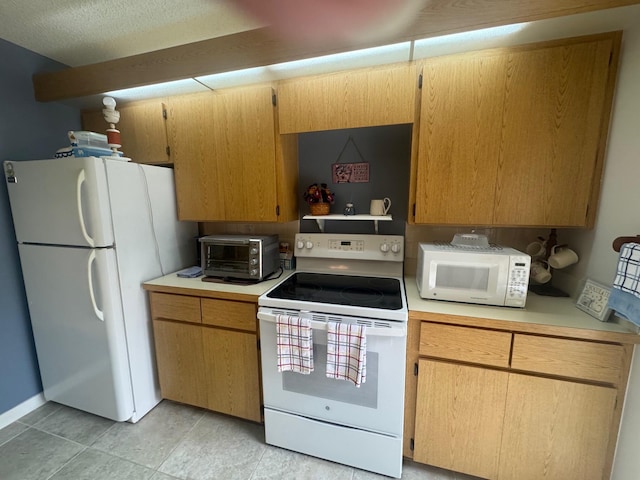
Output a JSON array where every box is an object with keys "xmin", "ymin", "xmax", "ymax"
[
  {"xmin": 380, "ymin": 243, "xmax": 390, "ymax": 253},
  {"xmin": 251, "ymin": 258, "xmax": 258, "ymax": 265},
  {"xmin": 250, "ymin": 247, "xmax": 258, "ymax": 255},
  {"xmin": 306, "ymin": 241, "xmax": 314, "ymax": 250},
  {"xmin": 250, "ymin": 269, "xmax": 258, "ymax": 276}
]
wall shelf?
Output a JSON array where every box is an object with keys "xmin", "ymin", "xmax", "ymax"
[{"xmin": 302, "ymin": 214, "xmax": 392, "ymax": 233}]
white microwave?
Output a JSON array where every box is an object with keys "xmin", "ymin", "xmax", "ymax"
[{"xmin": 416, "ymin": 243, "xmax": 531, "ymax": 307}]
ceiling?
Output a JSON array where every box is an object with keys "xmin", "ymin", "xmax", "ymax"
[
  {"xmin": 0, "ymin": 0, "xmax": 263, "ymax": 67},
  {"xmin": 0, "ymin": 0, "xmax": 429, "ymax": 68},
  {"xmin": 3, "ymin": 0, "xmax": 640, "ymax": 107}
]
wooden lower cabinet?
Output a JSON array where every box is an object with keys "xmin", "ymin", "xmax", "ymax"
[
  {"xmin": 149, "ymin": 292, "xmax": 262, "ymax": 422},
  {"xmin": 498, "ymin": 374, "xmax": 616, "ymax": 480},
  {"xmin": 413, "ymin": 359, "xmax": 616, "ymax": 480},
  {"xmin": 152, "ymin": 319, "xmax": 208, "ymax": 409},
  {"xmin": 413, "ymin": 360, "xmax": 508, "ymax": 479},
  {"xmin": 407, "ymin": 318, "xmax": 634, "ymax": 480},
  {"xmin": 202, "ymin": 328, "xmax": 261, "ymax": 422}
]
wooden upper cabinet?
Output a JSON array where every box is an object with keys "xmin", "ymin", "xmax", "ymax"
[
  {"xmin": 166, "ymin": 86, "xmax": 286, "ymax": 222},
  {"xmin": 494, "ymin": 36, "xmax": 615, "ymax": 226},
  {"xmin": 277, "ymin": 63, "xmax": 417, "ymax": 133},
  {"xmin": 415, "ymin": 53, "xmax": 508, "ymax": 224},
  {"xmin": 81, "ymin": 101, "xmax": 170, "ymax": 165},
  {"xmin": 412, "ymin": 32, "xmax": 620, "ymax": 227}
]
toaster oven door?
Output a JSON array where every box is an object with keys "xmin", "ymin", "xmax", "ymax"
[{"xmin": 201, "ymin": 240, "xmax": 251, "ymax": 277}]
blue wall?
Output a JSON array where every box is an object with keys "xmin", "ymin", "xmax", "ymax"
[{"xmin": 0, "ymin": 38, "xmax": 81, "ymax": 414}]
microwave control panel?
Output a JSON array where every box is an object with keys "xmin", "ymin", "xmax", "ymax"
[{"xmin": 505, "ymin": 255, "xmax": 531, "ymax": 307}]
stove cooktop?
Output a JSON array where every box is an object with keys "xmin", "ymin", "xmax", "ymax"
[{"xmin": 265, "ymin": 272, "xmax": 403, "ymax": 311}]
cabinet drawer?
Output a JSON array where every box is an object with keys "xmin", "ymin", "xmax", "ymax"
[
  {"xmin": 150, "ymin": 292, "xmax": 201, "ymax": 323},
  {"xmin": 511, "ymin": 334, "xmax": 624, "ymax": 384},
  {"xmin": 201, "ymin": 298, "xmax": 257, "ymax": 332},
  {"xmin": 420, "ymin": 323, "xmax": 512, "ymax": 368}
]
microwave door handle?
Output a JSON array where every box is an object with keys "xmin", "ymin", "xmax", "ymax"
[{"xmin": 257, "ymin": 311, "xmax": 405, "ymax": 338}]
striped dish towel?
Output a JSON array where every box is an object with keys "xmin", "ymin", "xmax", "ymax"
[
  {"xmin": 607, "ymin": 243, "xmax": 640, "ymax": 326},
  {"xmin": 326, "ymin": 322, "xmax": 367, "ymax": 387},
  {"xmin": 276, "ymin": 314, "xmax": 314, "ymax": 374}
]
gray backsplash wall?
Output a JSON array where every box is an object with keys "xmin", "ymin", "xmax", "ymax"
[{"xmin": 297, "ymin": 125, "xmax": 412, "ymax": 236}]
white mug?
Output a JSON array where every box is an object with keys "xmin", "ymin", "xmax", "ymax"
[
  {"xmin": 530, "ymin": 261, "xmax": 552, "ymax": 284},
  {"xmin": 526, "ymin": 241, "xmax": 547, "ymax": 259},
  {"xmin": 548, "ymin": 245, "xmax": 579, "ymax": 269},
  {"xmin": 370, "ymin": 198, "xmax": 391, "ymax": 216}
]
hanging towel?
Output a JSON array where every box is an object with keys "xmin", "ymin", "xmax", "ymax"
[
  {"xmin": 276, "ymin": 315, "xmax": 314, "ymax": 374},
  {"xmin": 607, "ymin": 243, "xmax": 640, "ymax": 327},
  {"xmin": 326, "ymin": 321, "xmax": 367, "ymax": 387}
]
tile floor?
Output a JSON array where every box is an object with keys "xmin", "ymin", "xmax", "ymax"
[{"xmin": 0, "ymin": 400, "xmax": 478, "ymax": 480}]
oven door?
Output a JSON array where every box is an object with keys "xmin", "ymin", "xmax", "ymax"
[{"xmin": 258, "ymin": 308, "xmax": 407, "ymax": 436}]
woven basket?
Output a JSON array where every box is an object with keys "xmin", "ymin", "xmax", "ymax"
[{"xmin": 310, "ymin": 202, "xmax": 330, "ymax": 216}]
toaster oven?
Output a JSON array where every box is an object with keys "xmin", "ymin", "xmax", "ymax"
[{"xmin": 199, "ymin": 234, "xmax": 279, "ymax": 281}]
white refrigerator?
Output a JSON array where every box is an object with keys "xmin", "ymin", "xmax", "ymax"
[{"xmin": 4, "ymin": 156, "xmax": 198, "ymax": 422}]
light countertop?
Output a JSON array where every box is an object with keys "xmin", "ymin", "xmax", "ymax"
[
  {"xmin": 143, "ymin": 270, "xmax": 639, "ymax": 343},
  {"xmin": 404, "ymin": 276, "xmax": 640, "ymax": 343},
  {"xmin": 143, "ymin": 270, "xmax": 295, "ymax": 301}
]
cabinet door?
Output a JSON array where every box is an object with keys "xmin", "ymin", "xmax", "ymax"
[
  {"xmin": 278, "ymin": 63, "xmax": 416, "ymax": 133},
  {"xmin": 498, "ymin": 374, "xmax": 616, "ymax": 480},
  {"xmin": 166, "ymin": 86, "xmax": 279, "ymax": 222},
  {"xmin": 494, "ymin": 38, "xmax": 614, "ymax": 226},
  {"xmin": 413, "ymin": 34, "xmax": 618, "ymax": 227},
  {"xmin": 202, "ymin": 328, "xmax": 261, "ymax": 422},
  {"xmin": 413, "ymin": 360, "xmax": 508, "ymax": 479},
  {"xmin": 152, "ymin": 319, "xmax": 208, "ymax": 408},
  {"xmin": 415, "ymin": 53, "xmax": 507, "ymax": 225},
  {"xmin": 81, "ymin": 101, "xmax": 170, "ymax": 164}
]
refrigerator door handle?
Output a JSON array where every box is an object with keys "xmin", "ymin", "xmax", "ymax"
[
  {"xmin": 87, "ymin": 250, "xmax": 105, "ymax": 321},
  {"xmin": 77, "ymin": 169, "xmax": 96, "ymax": 247}
]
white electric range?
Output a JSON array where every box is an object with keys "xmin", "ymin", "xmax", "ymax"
[{"xmin": 258, "ymin": 233, "xmax": 407, "ymax": 478}]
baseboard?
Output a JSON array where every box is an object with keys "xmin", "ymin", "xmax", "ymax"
[{"xmin": 0, "ymin": 393, "xmax": 46, "ymax": 430}]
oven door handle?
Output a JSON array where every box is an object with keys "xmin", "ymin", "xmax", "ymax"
[{"xmin": 257, "ymin": 311, "xmax": 406, "ymax": 337}]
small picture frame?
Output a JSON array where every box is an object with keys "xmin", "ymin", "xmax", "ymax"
[
  {"xmin": 576, "ymin": 278, "xmax": 612, "ymax": 322},
  {"xmin": 331, "ymin": 162, "xmax": 369, "ymax": 184}
]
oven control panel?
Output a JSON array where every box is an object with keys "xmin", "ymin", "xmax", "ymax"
[{"xmin": 295, "ymin": 233, "xmax": 404, "ymax": 261}]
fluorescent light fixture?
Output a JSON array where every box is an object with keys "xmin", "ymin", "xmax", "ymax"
[
  {"xmin": 268, "ymin": 41, "xmax": 412, "ymax": 79},
  {"xmin": 413, "ymin": 23, "xmax": 527, "ymax": 59},
  {"xmin": 104, "ymin": 78, "xmax": 209, "ymax": 102},
  {"xmin": 196, "ymin": 66, "xmax": 274, "ymax": 89}
]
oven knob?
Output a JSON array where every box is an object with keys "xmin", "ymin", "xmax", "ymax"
[
  {"xmin": 380, "ymin": 243, "xmax": 390, "ymax": 252},
  {"xmin": 296, "ymin": 240, "xmax": 305, "ymax": 249},
  {"xmin": 391, "ymin": 243, "xmax": 401, "ymax": 253},
  {"xmin": 251, "ymin": 258, "xmax": 258, "ymax": 265},
  {"xmin": 250, "ymin": 247, "xmax": 258, "ymax": 255},
  {"xmin": 250, "ymin": 269, "xmax": 258, "ymax": 276},
  {"xmin": 306, "ymin": 241, "xmax": 314, "ymax": 249}
]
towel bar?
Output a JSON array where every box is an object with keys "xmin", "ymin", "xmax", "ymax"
[{"xmin": 613, "ymin": 235, "xmax": 640, "ymax": 252}]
